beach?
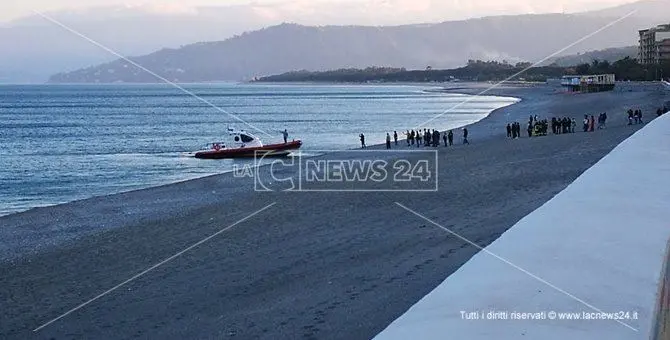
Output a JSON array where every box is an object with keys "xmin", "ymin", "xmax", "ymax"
[{"xmin": 0, "ymin": 82, "xmax": 666, "ymax": 339}]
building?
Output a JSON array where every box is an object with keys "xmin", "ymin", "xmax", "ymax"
[
  {"xmin": 561, "ymin": 74, "xmax": 615, "ymax": 93},
  {"xmin": 639, "ymin": 24, "xmax": 670, "ymax": 65}
]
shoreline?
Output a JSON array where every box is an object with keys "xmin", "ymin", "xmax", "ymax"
[
  {"xmin": 0, "ymin": 81, "xmax": 660, "ymax": 261},
  {"xmin": 1, "ymin": 81, "xmax": 667, "ymax": 339},
  {"xmin": 0, "ymin": 85, "xmax": 519, "ymax": 218}
]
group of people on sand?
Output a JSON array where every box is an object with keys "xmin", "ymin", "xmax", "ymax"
[
  {"xmin": 506, "ymin": 122, "xmax": 524, "ymax": 138},
  {"xmin": 504, "ymin": 105, "xmax": 666, "ymax": 139},
  {"xmin": 582, "ymin": 115, "xmax": 598, "ymax": 132},
  {"xmin": 580, "ymin": 113, "xmax": 610, "ymax": 132},
  {"xmin": 528, "ymin": 115, "xmax": 549, "ymax": 137},
  {"xmin": 508, "ymin": 113, "xmax": 610, "ymax": 137},
  {"xmin": 362, "ymin": 127, "xmax": 470, "ymax": 149},
  {"xmin": 403, "ymin": 129, "xmax": 454, "ymax": 148},
  {"xmin": 552, "ymin": 117, "xmax": 577, "ymax": 134},
  {"xmin": 509, "ymin": 116, "xmax": 578, "ymax": 139},
  {"xmin": 506, "ymin": 115, "xmax": 550, "ymax": 138},
  {"xmin": 366, "ymin": 104, "xmax": 669, "ymax": 149}
]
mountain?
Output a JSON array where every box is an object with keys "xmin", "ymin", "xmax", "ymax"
[
  {"xmin": 0, "ymin": 5, "xmax": 277, "ymax": 83},
  {"xmin": 49, "ymin": 11, "xmax": 655, "ymax": 83},
  {"xmin": 5, "ymin": 0, "xmax": 611, "ymax": 83},
  {"xmin": 545, "ymin": 46, "xmax": 638, "ymax": 66},
  {"xmin": 4, "ymin": 0, "xmax": 668, "ymax": 83}
]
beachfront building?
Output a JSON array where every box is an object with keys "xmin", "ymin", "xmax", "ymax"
[
  {"xmin": 561, "ymin": 74, "xmax": 615, "ymax": 93},
  {"xmin": 638, "ymin": 23, "xmax": 670, "ymax": 65}
]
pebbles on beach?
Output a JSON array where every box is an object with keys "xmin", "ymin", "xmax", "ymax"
[{"xmin": 0, "ymin": 82, "xmax": 667, "ymax": 339}]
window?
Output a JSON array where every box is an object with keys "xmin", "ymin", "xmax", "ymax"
[{"xmin": 240, "ymin": 134, "xmax": 254, "ymax": 143}]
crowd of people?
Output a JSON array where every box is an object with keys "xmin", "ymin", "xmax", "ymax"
[
  {"xmin": 581, "ymin": 114, "xmax": 607, "ymax": 132},
  {"xmin": 363, "ymin": 128, "xmax": 471, "ymax": 149},
  {"xmin": 506, "ymin": 108, "xmax": 651, "ymax": 138},
  {"xmin": 362, "ymin": 104, "xmax": 669, "ymax": 149}
]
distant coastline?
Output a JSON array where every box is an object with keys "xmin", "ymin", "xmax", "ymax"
[{"xmin": 252, "ymin": 58, "xmax": 670, "ymax": 84}]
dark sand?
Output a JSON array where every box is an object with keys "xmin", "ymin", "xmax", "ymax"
[{"xmin": 0, "ymin": 82, "xmax": 667, "ymax": 339}]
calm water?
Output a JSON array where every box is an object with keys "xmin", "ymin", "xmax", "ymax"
[{"xmin": 0, "ymin": 83, "xmax": 518, "ymax": 216}]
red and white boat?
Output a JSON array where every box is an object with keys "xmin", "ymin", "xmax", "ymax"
[{"xmin": 194, "ymin": 129, "xmax": 302, "ymax": 159}]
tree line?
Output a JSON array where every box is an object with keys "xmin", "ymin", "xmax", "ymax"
[
  {"xmin": 571, "ymin": 57, "xmax": 670, "ymax": 81},
  {"xmin": 254, "ymin": 58, "xmax": 670, "ymax": 83}
]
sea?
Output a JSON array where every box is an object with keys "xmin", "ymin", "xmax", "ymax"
[{"xmin": 0, "ymin": 83, "xmax": 518, "ymax": 216}]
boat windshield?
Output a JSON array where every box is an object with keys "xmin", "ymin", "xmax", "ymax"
[{"xmin": 240, "ymin": 134, "xmax": 255, "ymax": 143}]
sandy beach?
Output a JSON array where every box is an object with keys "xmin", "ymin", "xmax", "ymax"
[{"xmin": 0, "ymin": 81, "xmax": 667, "ymax": 339}]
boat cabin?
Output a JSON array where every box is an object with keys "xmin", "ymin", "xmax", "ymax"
[{"xmin": 211, "ymin": 128, "xmax": 263, "ymax": 150}]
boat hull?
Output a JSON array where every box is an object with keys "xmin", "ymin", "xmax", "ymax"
[{"xmin": 194, "ymin": 140, "xmax": 302, "ymax": 159}]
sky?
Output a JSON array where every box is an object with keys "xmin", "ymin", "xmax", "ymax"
[{"xmin": 2, "ymin": 0, "xmax": 639, "ymax": 23}]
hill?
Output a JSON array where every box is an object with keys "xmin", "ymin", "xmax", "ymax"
[
  {"xmin": 2, "ymin": 0, "xmax": 634, "ymax": 83},
  {"xmin": 545, "ymin": 46, "xmax": 638, "ymax": 66},
  {"xmin": 47, "ymin": 0, "xmax": 670, "ymax": 83}
]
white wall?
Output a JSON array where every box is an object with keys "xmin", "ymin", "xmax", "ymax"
[{"xmin": 375, "ymin": 114, "xmax": 670, "ymax": 340}]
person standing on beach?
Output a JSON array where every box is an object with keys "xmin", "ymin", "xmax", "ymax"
[
  {"xmin": 359, "ymin": 133, "xmax": 366, "ymax": 148},
  {"xmin": 416, "ymin": 131, "xmax": 422, "ymax": 147},
  {"xmin": 551, "ymin": 117, "xmax": 557, "ymax": 134},
  {"xmin": 638, "ymin": 110, "xmax": 644, "ymax": 124},
  {"xmin": 463, "ymin": 128, "xmax": 469, "ymax": 144},
  {"xmin": 527, "ymin": 122, "xmax": 532, "ymax": 137},
  {"xmin": 448, "ymin": 130, "xmax": 454, "ymax": 146},
  {"xmin": 281, "ymin": 129, "xmax": 289, "ymax": 143},
  {"xmin": 443, "ymin": 132, "xmax": 448, "ymax": 147},
  {"xmin": 410, "ymin": 130, "xmax": 415, "ymax": 145},
  {"xmin": 571, "ymin": 118, "xmax": 576, "ymax": 133},
  {"xmin": 628, "ymin": 109, "xmax": 634, "ymax": 125},
  {"xmin": 393, "ymin": 131, "xmax": 398, "ymax": 146},
  {"xmin": 506, "ymin": 124, "xmax": 512, "ymax": 138},
  {"xmin": 583, "ymin": 115, "xmax": 589, "ymax": 132},
  {"xmin": 405, "ymin": 130, "xmax": 411, "ymax": 146},
  {"xmin": 386, "ymin": 133, "xmax": 391, "ymax": 149},
  {"xmin": 433, "ymin": 130, "xmax": 440, "ymax": 147},
  {"xmin": 516, "ymin": 122, "xmax": 522, "ymax": 138}
]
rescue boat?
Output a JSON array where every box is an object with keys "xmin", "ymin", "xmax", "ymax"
[{"xmin": 194, "ymin": 128, "xmax": 302, "ymax": 159}]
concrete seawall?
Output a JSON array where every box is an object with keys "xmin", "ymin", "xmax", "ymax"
[
  {"xmin": 653, "ymin": 239, "xmax": 670, "ymax": 340},
  {"xmin": 375, "ymin": 113, "xmax": 670, "ymax": 340}
]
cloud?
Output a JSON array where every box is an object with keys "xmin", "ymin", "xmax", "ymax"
[
  {"xmin": 123, "ymin": 2, "xmax": 199, "ymax": 15},
  {"xmin": 3, "ymin": 0, "xmax": 638, "ymax": 25}
]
